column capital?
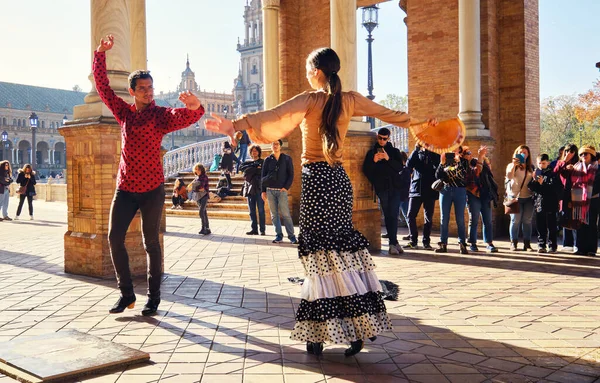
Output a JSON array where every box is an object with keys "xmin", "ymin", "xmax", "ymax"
[{"xmin": 262, "ymin": 0, "xmax": 280, "ymax": 10}]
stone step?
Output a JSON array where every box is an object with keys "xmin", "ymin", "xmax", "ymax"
[
  {"xmin": 166, "ymin": 207, "xmax": 251, "ymax": 220},
  {"xmin": 166, "ymin": 200, "xmax": 249, "ymax": 211}
]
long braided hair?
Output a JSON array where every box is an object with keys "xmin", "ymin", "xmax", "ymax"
[{"xmin": 307, "ymin": 48, "xmax": 342, "ymax": 165}]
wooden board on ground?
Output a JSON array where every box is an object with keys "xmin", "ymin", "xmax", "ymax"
[{"xmin": 0, "ymin": 329, "xmax": 149, "ymax": 382}]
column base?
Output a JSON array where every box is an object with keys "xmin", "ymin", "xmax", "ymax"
[{"xmin": 459, "ymin": 111, "xmax": 488, "ymax": 136}]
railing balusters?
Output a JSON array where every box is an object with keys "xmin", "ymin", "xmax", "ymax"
[{"xmin": 163, "ymin": 137, "xmax": 228, "ymax": 178}]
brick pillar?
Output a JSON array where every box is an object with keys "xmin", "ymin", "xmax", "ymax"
[{"xmin": 60, "ymin": 0, "xmax": 161, "ymax": 278}]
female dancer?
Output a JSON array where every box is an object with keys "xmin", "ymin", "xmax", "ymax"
[{"xmin": 206, "ymin": 47, "xmax": 435, "ymax": 356}]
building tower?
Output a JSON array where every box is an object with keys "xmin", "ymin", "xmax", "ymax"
[{"xmin": 234, "ymin": 0, "xmax": 264, "ymax": 115}]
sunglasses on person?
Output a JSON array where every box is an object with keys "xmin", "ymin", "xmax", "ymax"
[{"xmin": 377, "ymin": 136, "xmax": 389, "ymax": 141}]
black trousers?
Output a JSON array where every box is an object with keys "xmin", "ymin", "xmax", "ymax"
[
  {"xmin": 172, "ymin": 195, "xmax": 185, "ymax": 206},
  {"xmin": 576, "ymin": 199, "xmax": 599, "ymax": 255},
  {"xmin": 16, "ymin": 194, "xmax": 33, "ymax": 216},
  {"xmin": 407, "ymin": 196, "xmax": 436, "ymax": 245},
  {"xmin": 108, "ymin": 184, "xmax": 164, "ymax": 299},
  {"xmin": 536, "ymin": 211, "xmax": 558, "ymax": 249}
]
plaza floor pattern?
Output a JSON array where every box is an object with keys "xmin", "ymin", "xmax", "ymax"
[{"xmin": 0, "ymin": 201, "xmax": 599, "ymax": 383}]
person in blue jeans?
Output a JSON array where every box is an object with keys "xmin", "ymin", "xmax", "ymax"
[
  {"xmin": 435, "ymin": 147, "xmax": 471, "ymax": 254},
  {"xmin": 464, "ymin": 146, "xmax": 499, "ymax": 253},
  {"xmin": 0, "ymin": 161, "xmax": 13, "ymax": 221},
  {"xmin": 241, "ymin": 144, "xmax": 266, "ymax": 235},
  {"xmin": 261, "ymin": 140, "xmax": 297, "ymax": 244},
  {"xmin": 506, "ymin": 145, "xmax": 535, "ymax": 251}
]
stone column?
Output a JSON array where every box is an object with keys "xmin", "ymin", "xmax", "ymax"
[
  {"xmin": 262, "ymin": 0, "xmax": 280, "ymax": 109},
  {"xmin": 458, "ymin": 0, "xmax": 487, "ymax": 136},
  {"xmin": 330, "ymin": 0, "xmax": 357, "ymax": 92},
  {"xmin": 11, "ymin": 149, "xmax": 15, "ymax": 164},
  {"xmin": 47, "ymin": 149, "xmax": 52, "ymax": 165},
  {"xmin": 60, "ymin": 0, "xmax": 158, "ymax": 279},
  {"xmin": 75, "ymin": 0, "xmax": 132, "ymax": 120},
  {"xmin": 129, "ymin": 0, "xmax": 147, "ymax": 71}
]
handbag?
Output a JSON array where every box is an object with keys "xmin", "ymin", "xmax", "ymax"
[
  {"xmin": 431, "ymin": 179, "xmax": 444, "ymax": 192},
  {"xmin": 503, "ymin": 173, "xmax": 526, "ymax": 215},
  {"xmin": 16, "ymin": 178, "xmax": 29, "ymax": 195}
]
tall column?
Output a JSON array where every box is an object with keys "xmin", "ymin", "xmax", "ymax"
[
  {"xmin": 75, "ymin": 0, "xmax": 132, "ymax": 120},
  {"xmin": 330, "ymin": 0, "xmax": 357, "ymax": 92},
  {"xmin": 458, "ymin": 0, "xmax": 487, "ymax": 135},
  {"xmin": 47, "ymin": 149, "xmax": 52, "ymax": 165},
  {"xmin": 11, "ymin": 149, "xmax": 15, "ymax": 164},
  {"xmin": 262, "ymin": 0, "xmax": 280, "ymax": 109},
  {"xmin": 129, "ymin": 0, "xmax": 147, "ymax": 71},
  {"xmin": 60, "ymin": 0, "xmax": 158, "ymax": 279}
]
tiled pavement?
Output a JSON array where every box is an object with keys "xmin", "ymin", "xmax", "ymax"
[{"xmin": 0, "ymin": 201, "xmax": 599, "ymax": 383}]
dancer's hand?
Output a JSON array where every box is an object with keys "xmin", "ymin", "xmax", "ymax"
[
  {"xmin": 179, "ymin": 91, "xmax": 202, "ymax": 111},
  {"xmin": 97, "ymin": 35, "xmax": 114, "ymax": 52},
  {"xmin": 427, "ymin": 117, "xmax": 438, "ymax": 127},
  {"xmin": 205, "ymin": 113, "xmax": 235, "ymax": 142}
]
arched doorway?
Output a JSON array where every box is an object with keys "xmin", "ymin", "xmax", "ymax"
[
  {"xmin": 17, "ymin": 140, "xmax": 31, "ymax": 165},
  {"xmin": 37, "ymin": 141, "xmax": 49, "ymax": 165},
  {"xmin": 54, "ymin": 142, "xmax": 66, "ymax": 166}
]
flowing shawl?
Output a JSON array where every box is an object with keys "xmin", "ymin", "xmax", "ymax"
[{"xmin": 571, "ymin": 161, "xmax": 598, "ymax": 224}]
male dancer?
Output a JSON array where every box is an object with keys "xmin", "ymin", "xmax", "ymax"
[{"xmin": 95, "ymin": 35, "xmax": 204, "ymax": 315}]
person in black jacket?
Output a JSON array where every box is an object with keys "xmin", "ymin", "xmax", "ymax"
[
  {"xmin": 529, "ymin": 154, "xmax": 563, "ymax": 253},
  {"xmin": 15, "ymin": 164, "xmax": 37, "ymax": 220},
  {"xmin": 403, "ymin": 144, "xmax": 440, "ymax": 250},
  {"xmin": 219, "ymin": 141, "xmax": 237, "ymax": 188},
  {"xmin": 241, "ymin": 144, "xmax": 266, "ymax": 236},
  {"xmin": 0, "ymin": 160, "xmax": 13, "ymax": 221},
  {"xmin": 363, "ymin": 128, "xmax": 405, "ymax": 255},
  {"xmin": 261, "ymin": 139, "xmax": 296, "ymax": 244}
]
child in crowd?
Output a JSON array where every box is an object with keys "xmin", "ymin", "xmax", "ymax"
[
  {"xmin": 219, "ymin": 141, "xmax": 237, "ymax": 188},
  {"xmin": 528, "ymin": 154, "xmax": 562, "ymax": 253},
  {"xmin": 171, "ymin": 178, "xmax": 188, "ymax": 209},
  {"xmin": 189, "ymin": 163, "xmax": 211, "ymax": 235}
]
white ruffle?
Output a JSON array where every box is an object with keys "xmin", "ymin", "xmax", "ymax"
[
  {"xmin": 301, "ymin": 248, "xmax": 375, "ymax": 277},
  {"xmin": 290, "ymin": 312, "xmax": 392, "ymax": 344},
  {"xmin": 300, "ymin": 270, "xmax": 382, "ymax": 301}
]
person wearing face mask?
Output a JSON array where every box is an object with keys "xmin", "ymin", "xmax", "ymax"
[{"xmin": 505, "ymin": 145, "xmax": 535, "ymax": 252}]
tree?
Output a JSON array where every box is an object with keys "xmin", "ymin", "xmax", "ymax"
[{"xmin": 376, "ymin": 94, "xmax": 408, "ymax": 127}]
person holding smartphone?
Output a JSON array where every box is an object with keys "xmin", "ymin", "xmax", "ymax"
[
  {"xmin": 505, "ymin": 145, "xmax": 535, "ymax": 251},
  {"xmin": 363, "ymin": 127, "xmax": 406, "ymax": 255},
  {"xmin": 434, "ymin": 147, "xmax": 471, "ymax": 254}
]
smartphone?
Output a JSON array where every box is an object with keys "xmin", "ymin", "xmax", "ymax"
[
  {"xmin": 444, "ymin": 152, "xmax": 455, "ymax": 163},
  {"xmin": 377, "ymin": 148, "xmax": 385, "ymax": 154}
]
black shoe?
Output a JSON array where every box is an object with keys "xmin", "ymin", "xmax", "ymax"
[
  {"xmin": 401, "ymin": 235, "xmax": 411, "ymax": 241},
  {"xmin": 246, "ymin": 230, "xmax": 259, "ymax": 235},
  {"xmin": 538, "ymin": 247, "xmax": 547, "ymax": 254},
  {"xmin": 307, "ymin": 342, "xmax": 323, "ymax": 356},
  {"xmin": 422, "ymin": 243, "xmax": 433, "ymax": 250},
  {"xmin": 109, "ymin": 295, "xmax": 136, "ymax": 314},
  {"xmin": 459, "ymin": 242, "xmax": 469, "ymax": 255},
  {"xmin": 141, "ymin": 298, "xmax": 160, "ymax": 316},
  {"xmin": 381, "ymin": 233, "xmax": 389, "ymax": 239},
  {"xmin": 510, "ymin": 241, "xmax": 519, "ymax": 251},
  {"xmin": 434, "ymin": 242, "xmax": 447, "ymax": 254},
  {"xmin": 260, "ymin": 232, "xmax": 266, "ymax": 236},
  {"xmin": 344, "ymin": 340, "xmax": 364, "ymax": 357},
  {"xmin": 199, "ymin": 228, "xmax": 206, "ymax": 235},
  {"xmin": 202, "ymin": 228, "xmax": 211, "ymax": 235}
]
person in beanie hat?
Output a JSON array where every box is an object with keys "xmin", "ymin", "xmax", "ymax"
[{"xmin": 571, "ymin": 145, "xmax": 599, "ymax": 255}]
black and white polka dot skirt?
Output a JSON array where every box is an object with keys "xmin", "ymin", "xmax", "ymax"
[{"xmin": 291, "ymin": 162, "xmax": 392, "ymax": 344}]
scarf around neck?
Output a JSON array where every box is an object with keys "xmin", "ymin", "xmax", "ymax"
[{"xmin": 570, "ymin": 161, "xmax": 598, "ymax": 224}]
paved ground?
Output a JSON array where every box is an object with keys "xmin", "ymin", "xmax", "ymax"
[{"xmin": 0, "ymin": 201, "xmax": 599, "ymax": 383}]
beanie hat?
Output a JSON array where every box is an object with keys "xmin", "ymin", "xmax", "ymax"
[{"xmin": 578, "ymin": 145, "xmax": 596, "ymax": 158}]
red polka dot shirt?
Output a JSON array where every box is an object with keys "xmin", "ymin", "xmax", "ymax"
[{"xmin": 93, "ymin": 51, "xmax": 204, "ymax": 193}]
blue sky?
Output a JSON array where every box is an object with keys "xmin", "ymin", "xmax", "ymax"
[{"xmin": 0, "ymin": 0, "xmax": 598, "ymax": 101}]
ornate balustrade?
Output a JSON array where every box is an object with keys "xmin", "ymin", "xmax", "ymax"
[{"xmin": 163, "ymin": 137, "xmax": 228, "ymax": 178}]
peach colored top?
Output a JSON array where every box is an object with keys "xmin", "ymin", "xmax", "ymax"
[{"xmin": 232, "ymin": 90, "xmax": 411, "ymax": 164}]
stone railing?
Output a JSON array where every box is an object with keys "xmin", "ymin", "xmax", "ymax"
[
  {"xmin": 163, "ymin": 137, "xmax": 229, "ymax": 178},
  {"xmin": 372, "ymin": 124, "xmax": 410, "ymax": 152},
  {"xmin": 8, "ymin": 181, "xmax": 67, "ymax": 202}
]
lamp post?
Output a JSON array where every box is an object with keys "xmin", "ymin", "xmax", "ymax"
[
  {"xmin": 1, "ymin": 131, "xmax": 7, "ymax": 162},
  {"xmin": 362, "ymin": 5, "xmax": 379, "ymax": 131},
  {"xmin": 29, "ymin": 112, "xmax": 38, "ymax": 165},
  {"xmin": 62, "ymin": 115, "xmax": 68, "ymax": 127},
  {"xmin": 223, "ymin": 106, "xmax": 228, "ymax": 119}
]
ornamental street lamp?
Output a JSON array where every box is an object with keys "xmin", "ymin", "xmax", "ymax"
[
  {"xmin": 361, "ymin": 5, "xmax": 379, "ymax": 130},
  {"xmin": 29, "ymin": 112, "xmax": 38, "ymax": 165},
  {"xmin": 1, "ymin": 131, "xmax": 7, "ymax": 162},
  {"xmin": 223, "ymin": 106, "xmax": 229, "ymax": 119},
  {"xmin": 62, "ymin": 115, "xmax": 68, "ymax": 126}
]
